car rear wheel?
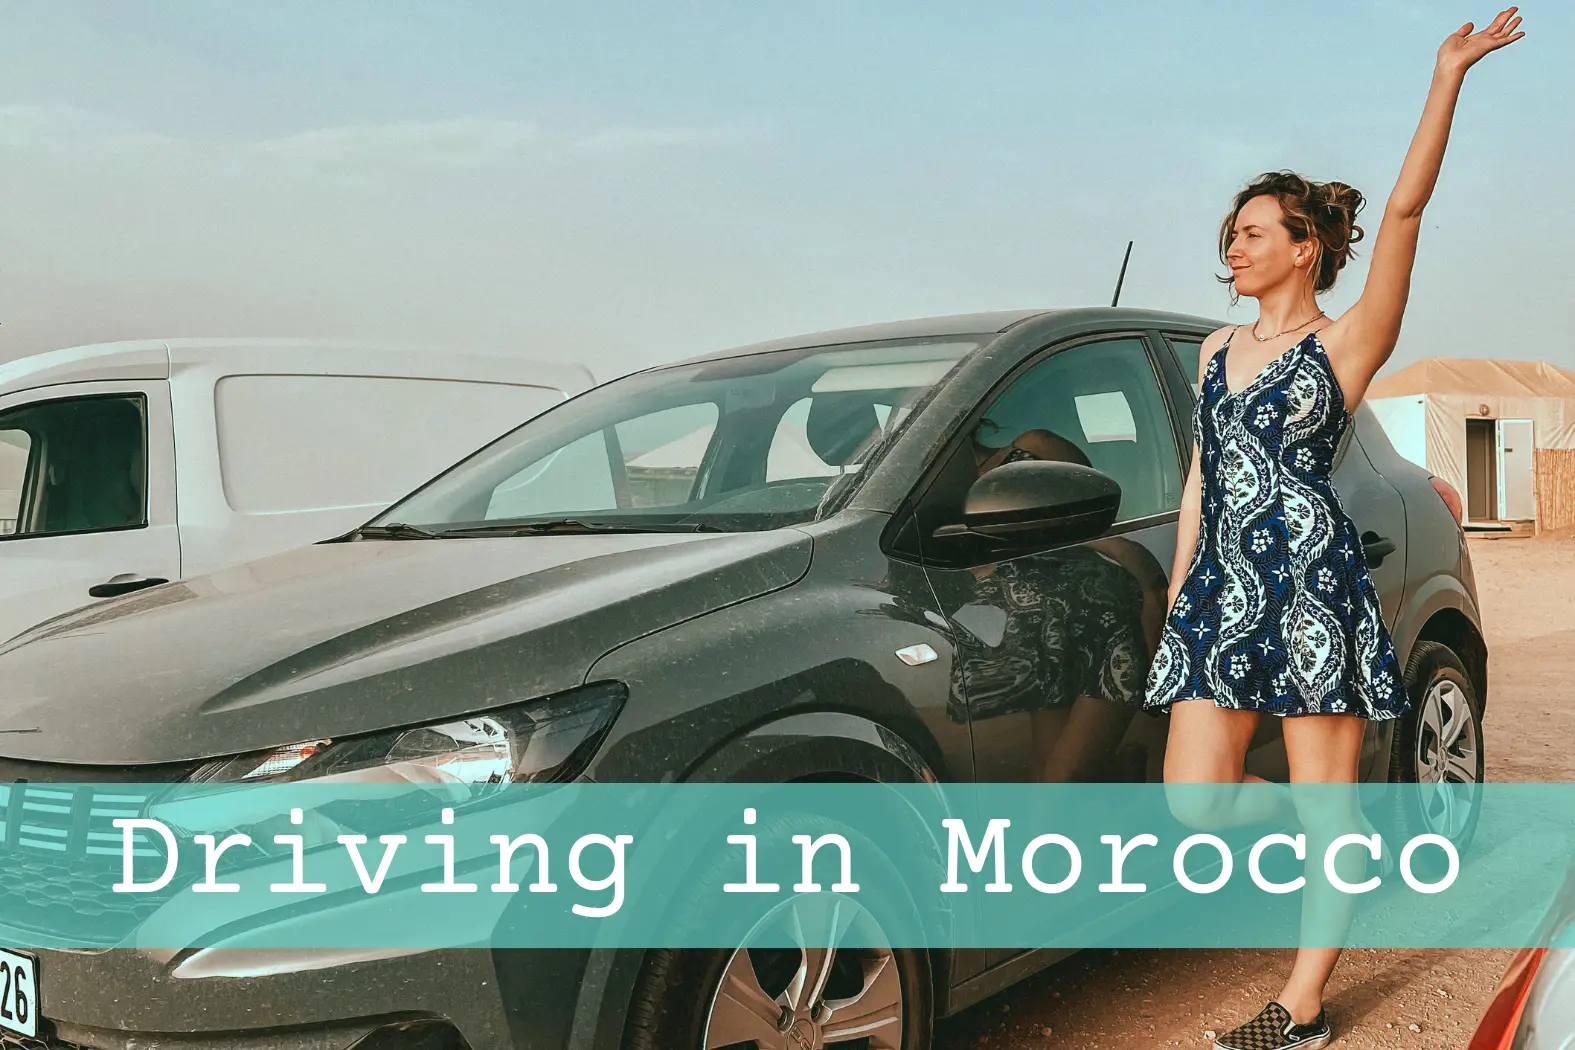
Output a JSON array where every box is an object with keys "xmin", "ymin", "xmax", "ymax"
[{"xmin": 1387, "ymin": 640, "xmax": 1485, "ymax": 868}]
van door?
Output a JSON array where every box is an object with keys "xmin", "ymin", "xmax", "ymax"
[{"xmin": 0, "ymin": 382, "xmax": 181, "ymax": 642}]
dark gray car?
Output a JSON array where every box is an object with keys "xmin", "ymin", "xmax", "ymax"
[{"xmin": 0, "ymin": 307, "xmax": 1487, "ymax": 1050}]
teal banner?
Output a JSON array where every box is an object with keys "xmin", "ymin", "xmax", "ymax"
[{"xmin": 0, "ymin": 782, "xmax": 1569, "ymax": 951}]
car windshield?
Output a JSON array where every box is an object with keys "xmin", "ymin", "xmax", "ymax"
[{"xmin": 371, "ymin": 338, "xmax": 979, "ymax": 534}]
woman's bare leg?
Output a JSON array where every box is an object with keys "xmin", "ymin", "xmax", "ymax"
[
  {"xmin": 1163, "ymin": 699, "xmax": 1298, "ymax": 829},
  {"xmin": 1277, "ymin": 713, "xmax": 1370, "ymax": 1024}
]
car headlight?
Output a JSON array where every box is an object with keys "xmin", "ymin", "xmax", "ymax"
[{"xmin": 186, "ymin": 682, "xmax": 626, "ymax": 786}]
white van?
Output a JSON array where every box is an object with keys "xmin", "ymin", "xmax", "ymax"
[{"xmin": 0, "ymin": 338, "xmax": 593, "ymax": 641}]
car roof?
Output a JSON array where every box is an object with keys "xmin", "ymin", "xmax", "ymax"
[
  {"xmin": 664, "ymin": 306, "xmax": 1226, "ymax": 368},
  {"xmin": 0, "ymin": 337, "xmax": 596, "ymax": 395}
]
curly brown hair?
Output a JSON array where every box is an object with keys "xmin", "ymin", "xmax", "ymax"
[{"xmin": 1218, "ymin": 171, "xmax": 1365, "ymax": 301}]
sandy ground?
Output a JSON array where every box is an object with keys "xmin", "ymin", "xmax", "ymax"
[{"xmin": 934, "ymin": 534, "xmax": 1575, "ymax": 1049}]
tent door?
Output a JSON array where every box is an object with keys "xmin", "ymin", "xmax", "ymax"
[
  {"xmin": 1498, "ymin": 418, "xmax": 1535, "ymax": 521},
  {"xmin": 1466, "ymin": 418, "xmax": 1498, "ymax": 522}
]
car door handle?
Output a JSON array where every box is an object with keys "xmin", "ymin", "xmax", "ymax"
[
  {"xmin": 88, "ymin": 573, "xmax": 169, "ymax": 598},
  {"xmin": 1360, "ymin": 531, "xmax": 1396, "ymax": 567}
]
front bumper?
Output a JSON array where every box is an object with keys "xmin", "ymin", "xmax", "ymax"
[
  {"xmin": 8, "ymin": 948, "xmax": 512, "ymax": 1050},
  {"xmin": 0, "ymin": 768, "xmax": 640, "ymax": 1050}
]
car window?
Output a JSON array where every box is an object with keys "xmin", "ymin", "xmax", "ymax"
[
  {"xmin": 379, "ymin": 338, "xmax": 978, "ymax": 533},
  {"xmin": 1167, "ymin": 335, "xmax": 1205, "ymax": 390},
  {"xmin": 0, "ymin": 396, "xmax": 147, "ymax": 538},
  {"xmin": 766, "ymin": 396, "xmax": 895, "ymax": 482},
  {"xmin": 486, "ymin": 403, "xmax": 720, "ymax": 519},
  {"xmin": 976, "ymin": 336, "xmax": 1183, "ymax": 521}
]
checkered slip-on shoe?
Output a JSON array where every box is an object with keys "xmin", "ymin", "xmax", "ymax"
[{"xmin": 1213, "ymin": 1001, "xmax": 1332, "ymax": 1050}]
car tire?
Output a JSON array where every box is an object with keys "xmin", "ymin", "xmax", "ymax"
[
  {"xmin": 623, "ymin": 811, "xmax": 934, "ymax": 1050},
  {"xmin": 1387, "ymin": 640, "xmax": 1485, "ymax": 873}
]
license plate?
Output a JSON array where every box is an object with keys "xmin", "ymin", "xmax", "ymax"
[{"xmin": 0, "ymin": 948, "xmax": 36, "ymax": 1038}]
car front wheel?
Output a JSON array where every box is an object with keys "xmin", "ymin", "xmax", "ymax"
[{"xmin": 623, "ymin": 812, "xmax": 933, "ymax": 1050}]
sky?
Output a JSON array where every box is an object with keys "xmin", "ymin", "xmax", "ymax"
[{"xmin": 1, "ymin": 2, "xmax": 1569, "ymax": 381}]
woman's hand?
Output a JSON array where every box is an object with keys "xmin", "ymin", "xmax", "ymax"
[
  {"xmin": 1327, "ymin": 5, "xmax": 1525, "ymax": 389},
  {"xmin": 1437, "ymin": 7, "xmax": 1525, "ymax": 79}
]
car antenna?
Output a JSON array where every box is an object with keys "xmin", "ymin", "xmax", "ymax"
[{"xmin": 1109, "ymin": 239, "xmax": 1133, "ymax": 307}]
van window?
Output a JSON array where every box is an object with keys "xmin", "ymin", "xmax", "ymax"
[
  {"xmin": 0, "ymin": 396, "xmax": 148, "ymax": 537},
  {"xmin": 0, "ymin": 431, "xmax": 30, "ymax": 535},
  {"xmin": 215, "ymin": 375, "xmax": 566, "ymax": 514}
]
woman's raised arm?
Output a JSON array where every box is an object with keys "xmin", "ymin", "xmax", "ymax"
[{"xmin": 1327, "ymin": 7, "xmax": 1524, "ymax": 395}]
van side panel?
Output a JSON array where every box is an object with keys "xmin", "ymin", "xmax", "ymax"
[
  {"xmin": 214, "ymin": 374, "xmax": 563, "ymax": 514},
  {"xmin": 172, "ymin": 361, "xmax": 575, "ymax": 577}
]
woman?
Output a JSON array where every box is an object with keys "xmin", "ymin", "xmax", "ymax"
[{"xmin": 1142, "ymin": 11, "xmax": 1523, "ymax": 1049}]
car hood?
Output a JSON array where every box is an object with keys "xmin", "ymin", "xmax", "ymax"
[{"xmin": 0, "ymin": 530, "xmax": 812, "ymax": 766}]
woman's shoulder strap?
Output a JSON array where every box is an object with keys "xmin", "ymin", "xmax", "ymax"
[{"xmin": 1202, "ymin": 323, "xmax": 1239, "ymax": 352}]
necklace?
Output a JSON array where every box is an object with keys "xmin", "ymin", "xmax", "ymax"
[{"xmin": 1251, "ymin": 310, "xmax": 1326, "ymax": 342}]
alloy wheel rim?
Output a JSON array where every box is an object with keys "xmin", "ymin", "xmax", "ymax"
[
  {"xmin": 702, "ymin": 894, "xmax": 903, "ymax": 1049},
  {"xmin": 1412, "ymin": 676, "xmax": 1481, "ymax": 840}
]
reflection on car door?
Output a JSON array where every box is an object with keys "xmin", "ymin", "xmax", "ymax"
[
  {"xmin": 914, "ymin": 334, "xmax": 1185, "ymax": 785},
  {"xmin": 909, "ymin": 333, "xmax": 1186, "ymax": 980}
]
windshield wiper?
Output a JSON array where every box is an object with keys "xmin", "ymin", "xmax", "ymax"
[
  {"xmin": 440, "ymin": 519, "xmax": 723, "ymax": 537},
  {"xmin": 352, "ymin": 522, "xmax": 447, "ymax": 540}
]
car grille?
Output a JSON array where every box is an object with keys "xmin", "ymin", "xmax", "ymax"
[{"xmin": 0, "ymin": 784, "xmax": 182, "ymax": 946}]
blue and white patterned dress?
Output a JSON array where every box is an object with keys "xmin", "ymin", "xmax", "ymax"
[{"xmin": 1144, "ymin": 328, "xmax": 1410, "ymax": 719}]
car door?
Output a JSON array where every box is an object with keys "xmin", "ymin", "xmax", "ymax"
[
  {"xmin": 907, "ymin": 331, "xmax": 1185, "ymax": 981},
  {"xmin": 914, "ymin": 332, "xmax": 1185, "ymax": 785},
  {"xmin": 0, "ymin": 382, "xmax": 181, "ymax": 642},
  {"xmin": 1339, "ymin": 414, "xmax": 1410, "ymax": 780}
]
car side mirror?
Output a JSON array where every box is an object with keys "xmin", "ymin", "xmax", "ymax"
[{"xmin": 933, "ymin": 460, "xmax": 1122, "ymax": 549}]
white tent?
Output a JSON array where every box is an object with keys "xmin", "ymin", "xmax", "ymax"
[{"xmin": 1367, "ymin": 357, "xmax": 1575, "ymax": 526}]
